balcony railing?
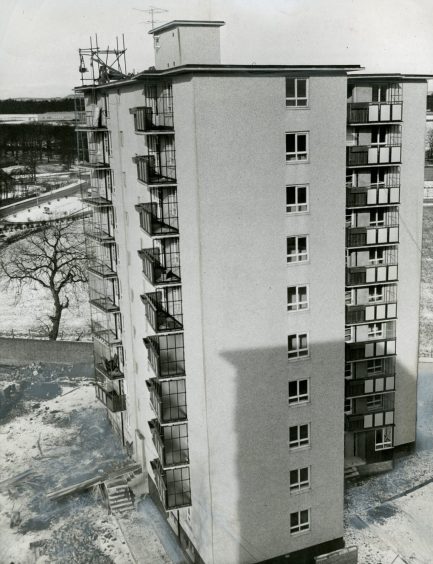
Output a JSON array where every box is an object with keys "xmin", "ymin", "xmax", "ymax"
[
  {"xmin": 94, "ymin": 348, "xmax": 124, "ymax": 380},
  {"xmin": 138, "ymin": 248, "xmax": 181, "ymax": 286},
  {"xmin": 144, "ymin": 334, "xmax": 185, "ymax": 379},
  {"xmin": 150, "ymin": 459, "xmax": 191, "ymax": 510},
  {"xmin": 346, "ymin": 338, "xmax": 396, "ymax": 361},
  {"xmin": 95, "ymin": 384, "xmax": 126, "ymax": 412},
  {"xmin": 345, "ymin": 409, "xmax": 394, "ymax": 432},
  {"xmin": 92, "ymin": 321, "xmax": 122, "ymax": 347},
  {"xmin": 134, "ymin": 155, "xmax": 176, "ymax": 185},
  {"xmin": 149, "ymin": 419, "xmax": 189, "ymax": 468},
  {"xmin": 346, "ymin": 226, "xmax": 399, "ymax": 248},
  {"xmin": 136, "ymin": 202, "xmax": 179, "ymax": 236},
  {"xmin": 89, "ymin": 293, "xmax": 120, "ymax": 314},
  {"xmin": 347, "ymin": 145, "xmax": 401, "ymax": 166},
  {"xmin": 130, "ymin": 106, "xmax": 174, "ymax": 132},
  {"xmin": 75, "ymin": 108, "xmax": 109, "ymax": 129},
  {"xmin": 346, "ymin": 184, "xmax": 400, "ymax": 207},
  {"xmin": 346, "ymin": 302, "xmax": 397, "ymax": 324},
  {"xmin": 88, "ymin": 260, "xmax": 117, "ymax": 279},
  {"xmin": 346, "ymin": 264, "xmax": 398, "ymax": 286},
  {"xmin": 346, "ymin": 375, "xmax": 395, "ymax": 398},
  {"xmin": 141, "ymin": 291, "xmax": 183, "ymax": 333},
  {"xmin": 347, "ymin": 102, "xmax": 403, "ymax": 124},
  {"xmin": 147, "ymin": 378, "xmax": 187, "ymax": 423}
]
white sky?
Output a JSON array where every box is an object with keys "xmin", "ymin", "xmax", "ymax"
[{"xmin": 1, "ymin": 0, "xmax": 433, "ymax": 99}]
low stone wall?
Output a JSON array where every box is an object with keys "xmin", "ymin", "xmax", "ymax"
[
  {"xmin": 0, "ymin": 337, "xmax": 93, "ymax": 365},
  {"xmin": 315, "ymin": 546, "xmax": 358, "ymax": 564}
]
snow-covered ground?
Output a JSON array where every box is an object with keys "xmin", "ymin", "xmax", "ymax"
[{"xmin": 6, "ymin": 195, "xmax": 84, "ymax": 223}]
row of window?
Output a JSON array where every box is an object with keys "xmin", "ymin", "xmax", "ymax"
[{"xmin": 346, "ymin": 322, "xmax": 392, "ymax": 342}]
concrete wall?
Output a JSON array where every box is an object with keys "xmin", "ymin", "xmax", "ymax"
[
  {"xmin": 173, "ymin": 73, "xmax": 346, "ymax": 563},
  {"xmin": 394, "ymin": 80, "xmax": 428, "ymax": 447},
  {"xmin": 0, "ymin": 337, "xmax": 93, "ymax": 364}
]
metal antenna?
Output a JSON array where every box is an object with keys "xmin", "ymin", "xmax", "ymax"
[{"xmin": 133, "ymin": 6, "xmax": 168, "ymax": 29}]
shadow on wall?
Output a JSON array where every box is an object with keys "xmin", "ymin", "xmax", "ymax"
[{"xmin": 210, "ymin": 340, "xmax": 419, "ymax": 564}]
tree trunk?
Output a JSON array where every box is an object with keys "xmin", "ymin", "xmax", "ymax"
[{"xmin": 48, "ymin": 293, "xmax": 63, "ymax": 340}]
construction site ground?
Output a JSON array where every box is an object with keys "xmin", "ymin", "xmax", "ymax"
[{"xmin": 0, "ymin": 360, "xmax": 185, "ymax": 563}]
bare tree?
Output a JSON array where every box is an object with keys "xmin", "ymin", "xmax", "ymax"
[{"xmin": 0, "ymin": 220, "xmax": 88, "ymax": 340}]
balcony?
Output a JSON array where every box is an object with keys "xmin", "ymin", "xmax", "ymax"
[
  {"xmin": 75, "ymin": 107, "xmax": 109, "ymax": 130},
  {"xmin": 95, "ymin": 384, "xmax": 126, "ymax": 413},
  {"xmin": 94, "ymin": 348, "xmax": 124, "ymax": 380},
  {"xmin": 347, "ymin": 102, "xmax": 403, "ymax": 124},
  {"xmin": 138, "ymin": 248, "xmax": 181, "ymax": 286},
  {"xmin": 346, "ymin": 375, "xmax": 395, "ymax": 398},
  {"xmin": 150, "ymin": 459, "xmax": 191, "ymax": 510},
  {"xmin": 345, "ymin": 410, "xmax": 394, "ymax": 432},
  {"xmin": 134, "ymin": 155, "xmax": 176, "ymax": 185},
  {"xmin": 346, "ymin": 226, "xmax": 399, "ymax": 248},
  {"xmin": 141, "ymin": 291, "xmax": 183, "ymax": 333},
  {"xmin": 346, "ymin": 264, "xmax": 398, "ymax": 286},
  {"xmin": 346, "ymin": 302, "xmax": 397, "ymax": 324},
  {"xmin": 347, "ymin": 145, "xmax": 401, "ymax": 167},
  {"xmin": 346, "ymin": 338, "xmax": 396, "ymax": 361},
  {"xmin": 88, "ymin": 260, "xmax": 117, "ymax": 279},
  {"xmin": 147, "ymin": 378, "xmax": 187, "ymax": 423},
  {"xmin": 82, "ymin": 194, "xmax": 113, "ymax": 208},
  {"xmin": 346, "ymin": 184, "xmax": 400, "ymax": 207},
  {"xmin": 130, "ymin": 106, "xmax": 174, "ymax": 133},
  {"xmin": 149, "ymin": 419, "xmax": 189, "ymax": 468},
  {"xmin": 136, "ymin": 202, "xmax": 179, "ymax": 236},
  {"xmin": 144, "ymin": 334, "xmax": 185, "ymax": 379}
]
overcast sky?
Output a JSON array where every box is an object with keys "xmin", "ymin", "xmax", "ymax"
[{"xmin": 1, "ymin": 0, "xmax": 433, "ymax": 99}]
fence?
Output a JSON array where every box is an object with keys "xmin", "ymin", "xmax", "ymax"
[{"xmin": 0, "ymin": 336, "xmax": 93, "ymax": 364}]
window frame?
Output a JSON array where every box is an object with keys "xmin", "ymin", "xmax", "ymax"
[
  {"xmin": 368, "ymin": 322, "xmax": 384, "ymax": 339},
  {"xmin": 286, "ymin": 77, "xmax": 309, "ymax": 108},
  {"xmin": 287, "ymin": 285, "xmax": 309, "ymax": 312},
  {"xmin": 286, "ymin": 132, "xmax": 309, "ymax": 162},
  {"xmin": 289, "ymin": 466, "xmax": 310, "ymax": 494},
  {"xmin": 286, "ymin": 235, "xmax": 309, "ymax": 264},
  {"xmin": 375, "ymin": 426, "xmax": 393, "ymax": 450},
  {"xmin": 288, "ymin": 332, "xmax": 309, "ymax": 360},
  {"xmin": 286, "ymin": 184, "xmax": 309, "ymax": 214},
  {"xmin": 289, "ymin": 423, "xmax": 310, "ymax": 450},
  {"xmin": 290, "ymin": 509, "xmax": 311, "ymax": 535},
  {"xmin": 368, "ymin": 286, "xmax": 384, "ymax": 303},
  {"xmin": 366, "ymin": 394, "xmax": 383, "ymax": 411},
  {"xmin": 288, "ymin": 379, "xmax": 310, "ymax": 405}
]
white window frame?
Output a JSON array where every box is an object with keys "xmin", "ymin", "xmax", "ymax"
[
  {"xmin": 286, "ymin": 235, "xmax": 309, "ymax": 264},
  {"xmin": 345, "ymin": 363, "xmax": 353, "ymax": 379},
  {"xmin": 369, "ymin": 248, "xmax": 385, "ymax": 265},
  {"xmin": 371, "ymin": 126, "xmax": 387, "ymax": 146},
  {"xmin": 287, "ymin": 285, "xmax": 309, "ymax": 311},
  {"xmin": 289, "ymin": 423, "xmax": 310, "ymax": 450},
  {"xmin": 289, "ymin": 467, "xmax": 310, "ymax": 494},
  {"xmin": 290, "ymin": 509, "xmax": 311, "ymax": 534},
  {"xmin": 367, "ymin": 394, "xmax": 383, "ymax": 411},
  {"xmin": 288, "ymin": 379, "xmax": 309, "ymax": 405},
  {"xmin": 286, "ymin": 78, "xmax": 309, "ymax": 108},
  {"xmin": 370, "ymin": 210, "xmax": 385, "ymax": 227},
  {"xmin": 286, "ymin": 132, "xmax": 309, "ymax": 162},
  {"xmin": 288, "ymin": 333, "xmax": 309, "ymax": 360},
  {"xmin": 368, "ymin": 323, "xmax": 384, "ymax": 339},
  {"xmin": 286, "ymin": 185, "xmax": 309, "ymax": 214},
  {"xmin": 344, "ymin": 397, "xmax": 353, "ymax": 414},
  {"xmin": 345, "ymin": 326, "xmax": 354, "ymax": 343},
  {"xmin": 375, "ymin": 426, "xmax": 393, "ymax": 450},
  {"xmin": 367, "ymin": 359, "xmax": 384, "ymax": 374},
  {"xmin": 368, "ymin": 286, "xmax": 384, "ymax": 303}
]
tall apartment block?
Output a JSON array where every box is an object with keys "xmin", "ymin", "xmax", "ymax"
[{"xmin": 75, "ymin": 21, "xmax": 428, "ymax": 564}]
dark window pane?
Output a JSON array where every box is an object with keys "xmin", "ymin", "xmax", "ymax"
[
  {"xmin": 288, "ymin": 381, "xmax": 297, "ymax": 396},
  {"xmin": 298, "ymin": 186, "xmax": 307, "ymax": 203},
  {"xmin": 297, "ymin": 134, "xmax": 307, "ymax": 152},
  {"xmin": 286, "ymin": 186, "xmax": 296, "ymax": 205},
  {"xmin": 297, "ymin": 99, "xmax": 308, "ymax": 107},
  {"xmin": 298, "ymin": 237, "xmax": 307, "ymax": 252},
  {"xmin": 286, "ymin": 134, "xmax": 296, "ymax": 152},
  {"xmin": 289, "ymin": 426, "xmax": 298, "ymax": 441},
  {"xmin": 300, "ymin": 424, "xmax": 308, "ymax": 439},
  {"xmin": 290, "ymin": 469, "xmax": 298, "ymax": 484},
  {"xmin": 287, "ymin": 287, "xmax": 296, "ymax": 306},
  {"xmin": 297, "ymin": 79, "xmax": 307, "ymax": 98},
  {"xmin": 287, "ymin": 237, "xmax": 296, "ymax": 254},
  {"xmin": 299, "ymin": 380, "xmax": 308, "ymax": 395},
  {"xmin": 286, "ymin": 78, "xmax": 295, "ymax": 98},
  {"xmin": 290, "ymin": 512, "xmax": 299, "ymax": 527},
  {"xmin": 300, "ymin": 467, "xmax": 309, "ymax": 482}
]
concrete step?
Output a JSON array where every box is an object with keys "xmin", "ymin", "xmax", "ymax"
[
  {"xmin": 344, "ymin": 466, "xmax": 360, "ymax": 479},
  {"xmin": 105, "ymin": 476, "xmax": 134, "ymax": 514}
]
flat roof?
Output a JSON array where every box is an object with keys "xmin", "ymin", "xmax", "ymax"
[
  {"xmin": 348, "ymin": 73, "xmax": 433, "ymax": 81},
  {"xmin": 149, "ymin": 20, "xmax": 225, "ymax": 35}
]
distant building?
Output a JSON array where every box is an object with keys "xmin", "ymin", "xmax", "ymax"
[{"xmin": 75, "ymin": 20, "xmax": 428, "ymax": 564}]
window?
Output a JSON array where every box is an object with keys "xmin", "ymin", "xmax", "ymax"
[
  {"xmin": 369, "ymin": 248, "xmax": 384, "ymax": 265},
  {"xmin": 345, "ymin": 363, "xmax": 353, "ymax": 379},
  {"xmin": 288, "ymin": 380, "xmax": 309, "ymax": 405},
  {"xmin": 289, "ymin": 467, "xmax": 310, "ymax": 493},
  {"xmin": 371, "ymin": 169, "xmax": 385, "ymax": 187},
  {"xmin": 368, "ymin": 286, "xmax": 384, "ymax": 303},
  {"xmin": 371, "ymin": 126, "xmax": 387, "ymax": 146},
  {"xmin": 288, "ymin": 333, "xmax": 309, "ymax": 360},
  {"xmin": 287, "ymin": 285, "xmax": 309, "ymax": 311},
  {"xmin": 368, "ymin": 323, "xmax": 384, "ymax": 339},
  {"xmin": 345, "ymin": 290, "xmax": 354, "ymax": 305},
  {"xmin": 344, "ymin": 398, "xmax": 353, "ymax": 414},
  {"xmin": 289, "ymin": 424, "xmax": 310, "ymax": 449},
  {"xmin": 372, "ymin": 84, "xmax": 387, "ymax": 102},
  {"xmin": 286, "ymin": 132, "xmax": 309, "ymax": 161},
  {"xmin": 370, "ymin": 210, "xmax": 385, "ymax": 227},
  {"xmin": 286, "ymin": 185, "xmax": 308, "ymax": 213},
  {"xmin": 367, "ymin": 394, "xmax": 383, "ymax": 411},
  {"xmin": 290, "ymin": 509, "xmax": 310, "ymax": 534},
  {"xmin": 375, "ymin": 426, "xmax": 393, "ymax": 450},
  {"xmin": 287, "ymin": 236, "xmax": 308, "ymax": 263},
  {"xmin": 345, "ymin": 326, "xmax": 353, "ymax": 343},
  {"xmin": 286, "ymin": 78, "xmax": 308, "ymax": 107},
  {"xmin": 367, "ymin": 359, "xmax": 384, "ymax": 374}
]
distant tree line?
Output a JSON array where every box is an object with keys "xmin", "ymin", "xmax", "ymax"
[
  {"xmin": 0, "ymin": 123, "xmax": 76, "ymax": 169},
  {"xmin": 0, "ymin": 98, "xmax": 75, "ymax": 114}
]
